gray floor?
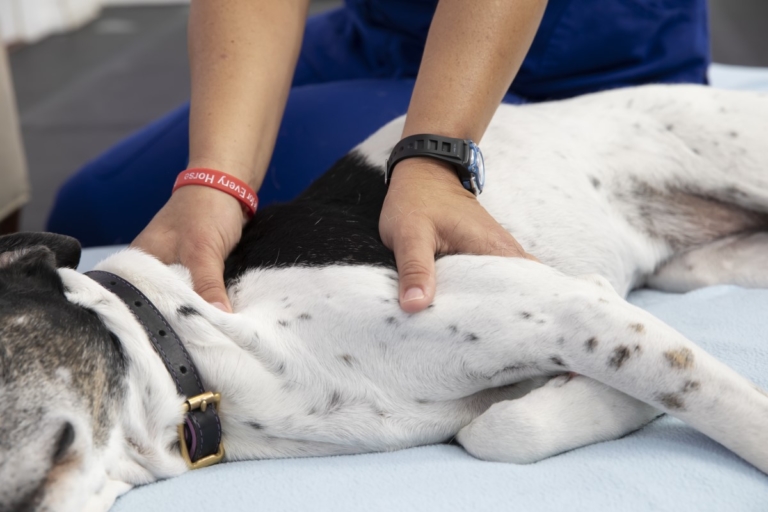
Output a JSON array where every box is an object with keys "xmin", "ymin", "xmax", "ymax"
[
  {"xmin": 9, "ymin": 0, "xmax": 768, "ymax": 232},
  {"xmin": 10, "ymin": 1, "xmax": 342, "ymax": 232}
]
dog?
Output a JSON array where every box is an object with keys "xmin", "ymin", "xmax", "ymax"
[{"xmin": 1, "ymin": 84, "xmax": 767, "ymax": 512}]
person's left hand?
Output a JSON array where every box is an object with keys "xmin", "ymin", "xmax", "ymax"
[{"xmin": 379, "ymin": 157, "xmax": 537, "ymax": 314}]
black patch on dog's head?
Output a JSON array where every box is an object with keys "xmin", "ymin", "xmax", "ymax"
[
  {"xmin": 0, "ymin": 232, "xmax": 81, "ymax": 269},
  {"xmin": 0, "ymin": 237, "xmax": 127, "ymax": 446}
]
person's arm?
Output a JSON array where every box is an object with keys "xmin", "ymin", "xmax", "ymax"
[
  {"xmin": 380, "ymin": 0, "xmax": 547, "ymax": 313},
  {"xmin": 133, "ymin": 0, "xmax": 310, "ymax": 311}
]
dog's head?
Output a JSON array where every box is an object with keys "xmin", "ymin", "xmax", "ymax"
[{"xmin": 0, "ymin": 233, "xmax": 132, "ymax": 511}]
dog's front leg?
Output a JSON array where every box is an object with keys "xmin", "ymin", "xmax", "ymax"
[
  {"xmin": 500, "ymin": 269, "xmax": 768, "ymax": 473},
  {"xmin": 457, "ymin": 375, "xmax": 660, "ymax": 463},
  {"xmin": 429, "ymin": 258, "xmax": 768, "ymax": 472}
]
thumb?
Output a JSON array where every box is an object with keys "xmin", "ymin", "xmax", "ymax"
[
  {"xmin": 393, "ymin": 230, "xmax": 437, "ymax": 314},
  {"xmin": 189, "ymin": 255, "xmax": 231, "ymax": 313}
]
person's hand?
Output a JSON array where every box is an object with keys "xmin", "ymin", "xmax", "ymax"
[
  {"xmin": 132, "ymin": 185, "xmax": 245, "ymax": 312},
  {"xmin": 379, "ymin": 157, "xmax": 536, "ymax": 314}
]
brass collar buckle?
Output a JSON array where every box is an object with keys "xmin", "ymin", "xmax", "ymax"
[{"xmin": 178, "ymin": 392, "xmax": 225, "ymax": 470}]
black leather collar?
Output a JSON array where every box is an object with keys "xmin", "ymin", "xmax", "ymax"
[{"xmin": 86, "ymin": 270, "xmax": 224, "ymax": 469}]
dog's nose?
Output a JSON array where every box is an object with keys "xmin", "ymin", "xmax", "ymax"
[{"xmin": 52, "ymin": 422, "xmax": 75, "ymax": 463}]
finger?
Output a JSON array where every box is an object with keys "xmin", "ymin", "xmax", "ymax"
[
  {"xmin": 187, "ymin": 251, "xmax": 232, "ymax": 313},
  {"xmin": 393, "ymin": 229, "xmax": 437, "ymax": 314}
]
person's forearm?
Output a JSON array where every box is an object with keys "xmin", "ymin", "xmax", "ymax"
[
  {"xmin": 402, "ymin": 0, "xmax": 547, "ymax": 145},
  {"xmin": 187, "ymin": 0, "xmax": 310, "ymax": 188}
]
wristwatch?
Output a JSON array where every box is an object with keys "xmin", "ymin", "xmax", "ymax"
[{"xmin": 385, "ymin": 134, "xmax": 486, "ymax": 195}]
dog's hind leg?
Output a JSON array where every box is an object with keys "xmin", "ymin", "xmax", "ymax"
[
  {"xmin": 648, "ymin": 232, "xmax": 768, "ymax": 292},
  {"xmin": 457, "ymin": 375, "xmax": 660, "ymax": 463}
]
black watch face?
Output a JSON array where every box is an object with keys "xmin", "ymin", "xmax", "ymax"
[{"xmin": 468, "ymin": 141, "xmax": 485, "ymax": 193}]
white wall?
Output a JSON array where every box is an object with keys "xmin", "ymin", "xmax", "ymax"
[
  {"xmin": 0, "ymin": 0, "xmax": 101, "ymax": 43},
  {"xmin": 0, "ymin": 0, "xmax": 188, "ymax": 44}
]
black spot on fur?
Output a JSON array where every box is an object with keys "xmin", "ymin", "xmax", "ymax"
[
  {"xmin": 385, "ymin": 316, "xmax": 397, "ymax": 325},
  {"xmin": 448, "ymin": 325, "xmax": 459, "ymax": 334},
  {"xmin": 340, "ymin": 354, "xmax": 355, "ymax": 367},
  {"xmin": 589, "ymin": 176, "xmax": 601, "ymax": 189},
  {"xmin": 177, "ymin": 305, "xmax": 199, "ymax": 317},
  {"xmin": 415, "ymin": 398, "xmax": 431, "ymax": 404},
  {"xmin": 585, "ymin": 337, "xmax": 598, "ymax": 352},
  {"xmin": 278, "ymin": 320, "xmax": 289, "ymax": 327},
  {"xmin": 728, "ymin": 131, "xmax": 739, "ymax": 138},
  {"xmin": 550, "ymin": 356, "xmax": 565, "ymax": 367},
  {"xmin": 248, "ymin": 421, "xmax": 264, "ymax": 430},
  {"xmin": 521, "ymin": 312, "xmax": 532, "ymax": 319},
  {"xmin": 609, "ymin": 346, "xmax": 631, "ymax": 368},
  {"xmin": 666, "ymin": 124, "xmax": 674, "ymax": 131},
  {"xmin": 465, "ymin": 333, "xmax": 479, "ymax": 342},
  {"xmin": 327, "ymin": 390, "xmax": 343, "ymax": 413},
  {"xmin": 682, "ymin": 380, "xmax": 701, "ymax": 393},
  {"xmin": 658, "ymin": 393, "xmax": 685, "ymax": 410},
  {"xmin": 297, "ymin": 313, "xmax": 312, "ymax": 321}
]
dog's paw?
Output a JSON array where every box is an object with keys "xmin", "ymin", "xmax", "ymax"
[
  {"xmin": 456, "ymin": 375, "xmax": 660, "ymax": 464},
  {"xmin": 456, "ymin": 399, "xmax": 555, "ymax": 464}
]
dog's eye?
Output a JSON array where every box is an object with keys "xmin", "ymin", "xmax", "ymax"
[{"xmin": 53, "ymin": 422, "xmax": 76, "ymax": 463}]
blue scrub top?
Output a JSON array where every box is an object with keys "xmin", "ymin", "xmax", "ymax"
[{"xmin": 333, "ymin": 0, "xmax": 709, "ymax": 99}]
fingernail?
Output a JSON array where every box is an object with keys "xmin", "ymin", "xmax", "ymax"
[
  {"xmin": 211, "ymin": 302, "xmax": 229, "ymax": 312},
  {"xmin": 402, "ymin": 287, "xmax": 425, "ymax": 302}
]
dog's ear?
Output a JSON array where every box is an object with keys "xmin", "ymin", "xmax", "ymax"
[{"xmin": 0, "ymin": 233, "xmax": 82, "ymax": 269}]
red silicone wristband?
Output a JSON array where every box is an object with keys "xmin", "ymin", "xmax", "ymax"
[{"xmin": 173, "ymin": 168, "xmax": 258, "ymax": 216}]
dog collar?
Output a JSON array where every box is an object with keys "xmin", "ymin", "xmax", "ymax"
[{"xmin": 86, "ymin": 271, "xmax": 225, "ymax": 469}]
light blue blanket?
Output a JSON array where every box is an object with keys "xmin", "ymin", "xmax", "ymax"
[{"xmin": 81, "ymin": 64, "xmax": 768, "ymax": 511}]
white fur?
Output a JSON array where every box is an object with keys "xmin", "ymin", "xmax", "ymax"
[{"xmin": 24, "ymin": 85, "xmax": 768, "ymax": 510}]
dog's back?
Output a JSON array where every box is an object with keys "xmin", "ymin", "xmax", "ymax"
[{"xmin": 227, "ymin": 85, "xmax": 768, "ymax": 295}]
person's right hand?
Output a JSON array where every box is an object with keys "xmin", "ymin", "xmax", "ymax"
[{"xmin": 132, "ymin": 185, "xmax": 246, "ymax": 312}]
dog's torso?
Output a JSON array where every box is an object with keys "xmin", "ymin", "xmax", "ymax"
[{"xmin": 84, "ymin": 83, "xmax": 768, "ymax": 465}]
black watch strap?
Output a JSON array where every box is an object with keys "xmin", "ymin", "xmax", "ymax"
[{"xmin": 385, "ymin": 134, "xmax": 468, "ymax": 184}]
